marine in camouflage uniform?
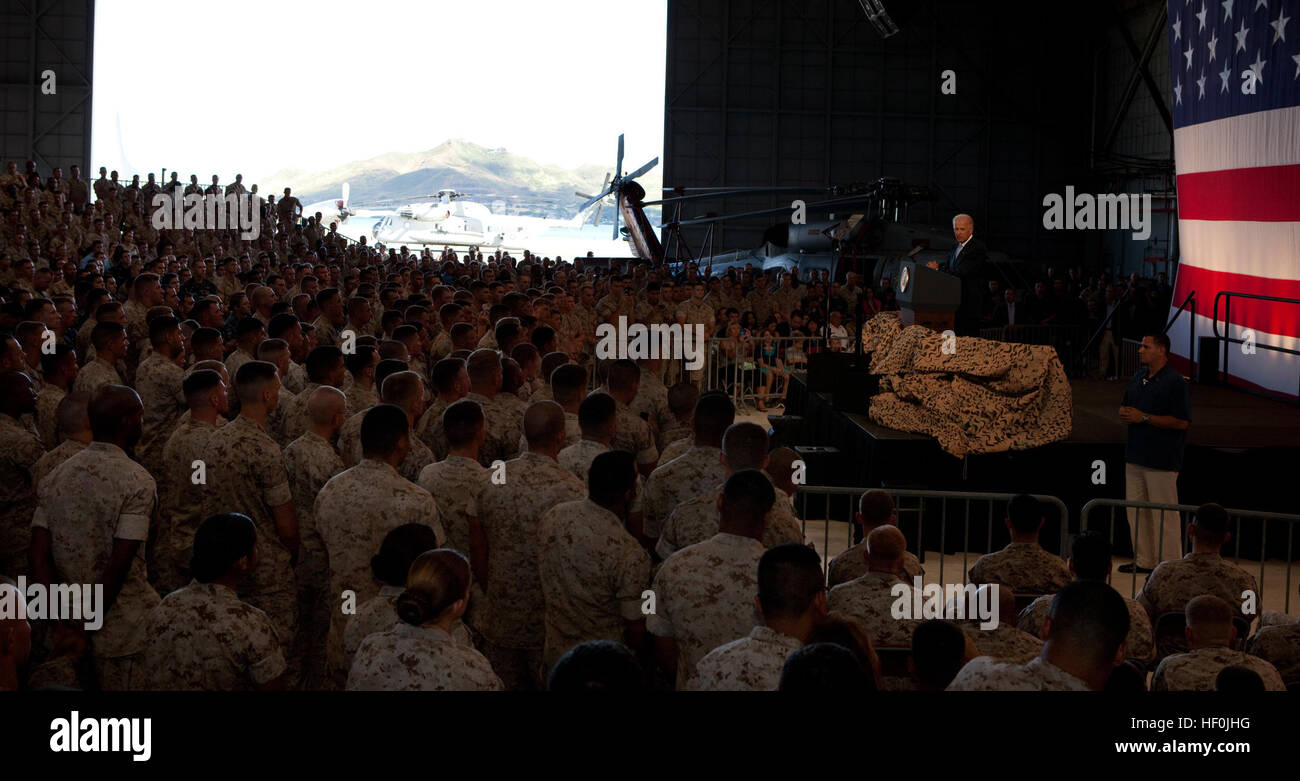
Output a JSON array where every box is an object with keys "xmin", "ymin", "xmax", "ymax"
[
  {"xmin": 282, "ymin": 429, "xmax": 346, "ymax": 689},
  {"xmin": 1019, "ymin": 592, "xmax": 1155, "ymax": 664},
  {"xmin": 133, "ymin": 350, "xmax": 186, "ymax": 475},
  {"xmin": 342, "ymin": 584, "xmax": 475, "ymax": 673},
  {"xmin": 537, "ymin": 498, "xmax": 651, "ymax": 671},
  {"xmin": 1245, "ymin": 624, "xmax": 1300, "ymax": 686},
  {"xmin": 464, "ymin": 391, "xmax": 521, "ymax": 467},
  {"xmin": 347, "ymin": 623, "xmax": 502, "ymax": 691},
  {"xmin": 33, "ymin": 442, "xmax": 160, "ymax": 689},
  {"xmin": 477, "ymin": 450, "xmax": 586, "ymax": 690},
  {"xmin": 139, "ymin": 581, "xmax": 286, "ymax": 690},
  {"xmin": 958, "ymin": 621, "xmax": 1043, "ymax": 664},
  {"xmin": 656, "ymin": 478, "xmax": 803, "ymax": 560},
  {"xmin": 827, "ymin": 542, "xmax": 924, "ymax": 588},
  {"xmin": 416, "ymin": 455, "xmax": 490, "ymax": 629},
  {"xmin": 315, "ymin": 458, "xmax": 443, "ymax": 683},
  {"xmin": 155, "ymin": 413, "xmax": 221, "ymax": 595},
  {"xmin": 641, "ymin": 444, "xmax": 725, "ymax": 541},
  {"xmin": 689, "ymin": 626, "xmax": 803, "ymax": 691},
  {"xmin": 200, "ymin": 415, "xmax": 298, "ymax": 659},
  {"xmin": 1152, "ymin": 646, "xmax": 1285, "ymax": 691},
  {"xmin": 0, "ymin": 408, "xmax": 45, "ymax": 576},
  {"xmin": 646, "ymin": 532, "xmax": 765, "ymax": 690},
  {"xmin": 946, "ymin": 655, "xmax": 1089, "ymax": 691},
  {"xmin": 827, "ymin": 571, "xmax": 918, "ymax": 649},
  {"xmin": 968, "ymin": 542, "xmax": 1072, "ymax": 597}
]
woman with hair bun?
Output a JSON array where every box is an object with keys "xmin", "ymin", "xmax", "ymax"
[
  {"xmin": 346, "ymin": 549, "xmax": 502, "ymax": 691},
  {"xmin": 342, "ymin": 524, "xmax": 475, "ymax": 671}
]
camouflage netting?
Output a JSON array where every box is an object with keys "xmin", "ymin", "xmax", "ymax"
[{"xmin": 858, "ymin": 313, "xmax": 1072, "ymax": 457}]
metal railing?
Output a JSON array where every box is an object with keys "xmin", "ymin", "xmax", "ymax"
[
  {"xmin": 702, "ymin": 335, "xmax": 823, "ymax": 408},
  {"xmin": 1080, "ymin": 499, "xmax": 1299, "ymax": 614},
  {"xmin": 796, "ymin": 486, "xmax": 1070, "ymax": 587},
  {"xmin": 1212, "ymin": 291, "xmax": 1300, "ymax": 400}
]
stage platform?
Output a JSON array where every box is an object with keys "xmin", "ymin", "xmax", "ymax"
[{"xmin": 779, "ymin": 374, "xmax": 1300, "ymax": 562}]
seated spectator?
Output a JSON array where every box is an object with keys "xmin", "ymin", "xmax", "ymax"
[
  {"xmin": 1137, "ymin": 503, "xmax": 1260, "ymax": 634},
  {"xmin": 1151, "ymin": 595, "xmax": 1284, "ymax": 691},
  {"xmin": 347, "ymin": 549, "xmax": 502, "ymax": 691},
  {"xmin": 910, "ymin": 619, "xmax": 979, "ymax": 692},
  {"xmin": 827, "ymin": 526, "xmax": 917, "ymax": 649},
  {"xmin": 1018, "ymin": 530, "xmax": 1155, "ymax": 664},
  {"xmin": 968, "ymin": 494, "xmax": 1071, "ymax": 595},
  {"xmin": 692, "ymin": 543, "xmax": 826, "ymax": 691},
  {"xmin": 778, "ymin": 643, "xmax": 873, "ymax": 692},
  {"xmin": 952, "ymin": 585, "xmax": 1042, "ymax": 664},
  {"xmin": 948, "ymin": 580, "xmax": 1130, "ymax": 690},
  {"xmin": 827, "ymin": 489, "xmax": 924, "ymax": 587}
]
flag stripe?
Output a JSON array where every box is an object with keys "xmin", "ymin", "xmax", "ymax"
[
  {"xmin": 1176, "ymin": 164, "xmax": 1300, "ymax": 221},
  {"xmin": 1167, "ymin": 309, "xmax": 1300, "ymax": 399},
  {"xmin": 1175, "ymin": 219, "xmax": 1300, "ymax": 281},
  {"xmin": 1172, "ymin": 105, "xmax": 1300, "ymax": 174},
  {"xmin": 1172, "ymin": 264, "xmax": 1300, "ymax": 339}
]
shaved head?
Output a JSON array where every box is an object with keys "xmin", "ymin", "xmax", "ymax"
[
  {"xmin": 524, "ymin": 400, "xmax": 566, "ymax": 449},
  {"xmin": 88, "ymin": 384, "xmax": 144, "ymax": 447},
  {"xmin": 307, "ymin": 385, "xmax": 346, "ymax": 425},
  {"xmin": 865, "ymin": 525, "xmax": 906, "ymax": 570},
  {"xmin": 55, "ymin": 391, "xmax": 91, "ymax": 437}
]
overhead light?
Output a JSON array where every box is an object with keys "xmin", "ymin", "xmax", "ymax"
[{"xmin": 858, "ymin": 0, "xmax": 899, "ymax": 38}]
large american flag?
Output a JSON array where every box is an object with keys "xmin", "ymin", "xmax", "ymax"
[{"xmin": 1166, "ymin": 0, "xmax": 1300, "ymax": 399}]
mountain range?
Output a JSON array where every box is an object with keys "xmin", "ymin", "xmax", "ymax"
[{"xmin": 263, "ymin": 139, "xmax": 663, "ymax": 219}]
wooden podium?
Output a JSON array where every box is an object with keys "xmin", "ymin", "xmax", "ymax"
[{"xmin": 895, "ymin": 260, "xmax": 960, "ymax": 332}]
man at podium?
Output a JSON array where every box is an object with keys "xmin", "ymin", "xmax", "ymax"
[{"xmin": 926, "ymin": 213, "xmax": 988, "ymax": 335}]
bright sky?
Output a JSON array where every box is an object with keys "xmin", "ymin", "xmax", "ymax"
[{"xmin": 91, "ymin": 0, "xmax": 665, "ymax": 184}]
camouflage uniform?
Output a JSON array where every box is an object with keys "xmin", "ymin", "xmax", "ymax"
[
  {"xmin": 1152, "ymin": 646, "xmax": 1285, "ymax": 691},
  {"xmin": 416, "ymin": 455, "xmax": 490, "ymax": 629},
  {"xmin": 641, "ymin": 445, "xmax": 725, "ymax": 540},
  {"xmin": 477, "ymin": 451, "xmax": 586, "ymax": 690},
  {"xmin": 1137, "ymin": 552, "xmax": 1260, "ymax": 624},
  {"xmin": 655, "ymin": 437, "xmax": 692, "ymax": 468},
  {"xmin": 827, "ymin": 542, "xmax": 924, "ymax": 589},
  {"xmin": 32, "ymin": 442, "xmax": 160, "ymax": 689},
  {"xmin": 344, "ymin": 384, "xmax": 378, "ymax": 417},
  {"xmin": 139, "ymin": 581, "xmax": 286, "ymax": 690},
  {"xmin": 947, "ymin": 655, "xmax": 1089, "ymax": 691},
  {"xmin": 689, "ymin": 625, "xmax": 803, "ymax": 691},
  {"xmin": 72, "ymin": 357, "xmax": 122, "ymax": 395},
  {"xmin": 283, "ymin": 361, "xmax": 308, "ymax": 395},
  {"xmin": 342, "ymin": 584, "xmax": 475, "ymax": 673},
  {"xmin": 537, "ymin": 498, "xmax": 651, "ymax": 670},
  {"xmin": 613, "ymin": 400, "xmax": 658, "ymax": 468},
  {"xmin": 279, "ymin": 382, "xmax": 351, "ymax": 444},
  {"xmin": 631, "ymin": 368, "xmax": 672, "ymax": 445},
  {"xmin": 656, "ymin": 476, "xmax": 803, "ymax": 560},
  {"xmin": 429, "ymin": 331, "xmax": 453, "ymax": 363},
  {"xmin": 282, "ymin": 430, "xmax": 346, "ymax": 689},
  {"xmin": 414, "ymin": 396, "xmax": 449, "ymax": 456},
  {"xmin": 595, "ymin": 292, "xmax": 634, "ymax": 325},
  {"xmin": 155, "ymin": 415, "xmax": 220, "ymax": 594},
  {"xmin": 134, "ymin": 351, "xmax": 186, "ymax": 475},
  {"xmin": 34, "ymin": 384, "xmax": 65, "ymax": 448},
  {"xmin": 1019, "ymin": 591, "xmax": 1155, "ymax": 663},
  {"xmin": 30, "ymin": 439, "xmax": 88, "ymax": 495},
  {"xmin": 967, "ymin": 542, "xmax": 1072, "ymax": 596},
  {"xmin": 335, "ymin": 406, "xmax": 435, "ymax": 481},
  {"xmin": 200, "ymin": 415, "xmax": 297, "ymax": 657},
  {"xmin": 465, "ymin": 391, "xmax": 521, "ymax": 467},
  {"xmin": 265, "ymin": 386, "xmax": 297, "ymax": 447},
  {"xmin": 346, "ymin": 623, "xmax": 502, "ymax": 691},
  {"xmin": 1245, "ymin": 624, "xmax": 1300, "ymax": 686},
  {"xmin": 224, "ymin": 348, "xmax": 256, "ymax": 383},
  {"xmin": 646, "ymin": 532, "xmax": 765, "ymax": 690},
  {"xmin": 316, "ymin": 458, "xmax": 443, "ymax": 682},
  {"xmin": 311, "ymin": 316, "xmax": 342, "ymax": 348},
  {"xmin": 0, "ymin": 412, "xmax": 44, "ymax": 576},
  {"xmin": 959, "ymin": 622, "xmax": 1043, "ymax": 664},
  {"xmin": 827, "ymin": 571, "xmax": 918, "ymax": 649}
]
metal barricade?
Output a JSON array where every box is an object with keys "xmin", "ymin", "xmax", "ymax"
[
  {"xmin": 703, "ymin": 335, "xmax": 823, "ymax": 409},
  {"xmin": 796, "ymin": 486, "xmax": 1070, "ymax": 588},
  {"xmin": 1080, "ymin": 499, "xmax": 1299, "ymax": 613}
]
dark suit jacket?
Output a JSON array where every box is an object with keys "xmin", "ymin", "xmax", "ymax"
[{"xmin": 947, "ymin": 237, "xmax": 988, "ymax": 321}]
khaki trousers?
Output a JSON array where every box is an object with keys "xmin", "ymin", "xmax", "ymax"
[{"xmin": 1125, "ymin": 462, "xmax": 1182, "ymax": 568}]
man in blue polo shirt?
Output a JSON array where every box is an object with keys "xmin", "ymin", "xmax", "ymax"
[{"xmin": 1117, "ymin": 332, "xmax": 1191, "ymax": 574}]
